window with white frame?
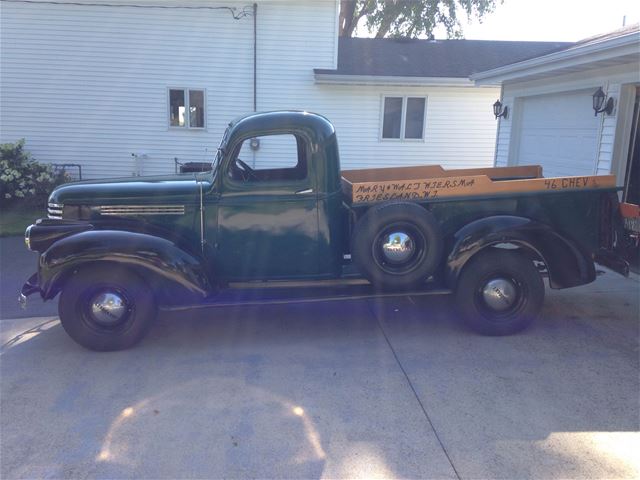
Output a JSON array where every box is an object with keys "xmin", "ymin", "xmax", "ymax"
[
  {"xmin": 169, "ymin": 88, "xmax": 205, "ymax": 128},
  {"xmin": 381, "ymin": 96, "xmax": 427, "ymax": 140}
]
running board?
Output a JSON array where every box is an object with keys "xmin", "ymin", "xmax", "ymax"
[{"xmin": 161, "ymin": 282, "xmax": 452, "ymax": 312}]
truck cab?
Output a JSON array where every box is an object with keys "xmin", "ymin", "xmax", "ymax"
[{"xmin": 204, "ymin": 111, "xmax": 344, "ymax": 281}]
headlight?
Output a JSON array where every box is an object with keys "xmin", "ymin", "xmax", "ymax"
[
  {"xmin": 24, "ymin": 225, "xmax": 33, "ymax": 251},
  {"xmin": 47, "ymin": 202, "xmax": 63, "ymax": 219}
]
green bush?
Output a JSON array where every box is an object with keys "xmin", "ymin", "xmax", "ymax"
[{"xmin": 0, "ymin": 139, "xmax": 69, "ymax": 208}]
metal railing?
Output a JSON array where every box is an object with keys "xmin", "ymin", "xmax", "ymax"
[{"xmin": 52, "ymin": 163, "xmax": 82, "ymax": 181}]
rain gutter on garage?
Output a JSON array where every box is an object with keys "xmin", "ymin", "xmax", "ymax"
[
  {"xmin": 313, "ymin": 73, "xmax": 491, "ymax": 87},
  {"xmin": 471, "ymin": 25, "xmax": 640, "ymax": 85}
]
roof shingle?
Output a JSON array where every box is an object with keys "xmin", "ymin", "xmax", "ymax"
[{"xmin": 314, "ymin": 37, "xmax": 573, "ymax": 78}]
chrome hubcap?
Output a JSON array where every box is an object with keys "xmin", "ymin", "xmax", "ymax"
[
  {"xmin": 381, "ymin": 232, "xmax": 414, "ymax": 263},
  {"xmin": 482, "ymin": 278, "xmax": 517, "ymax": 312},
  {"xmin": 90, "ymin": 291, "xmax": 127, "ymax": 326}
]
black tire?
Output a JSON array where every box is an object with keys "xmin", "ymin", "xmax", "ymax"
[
  {"xmin": 351, "ymin": 202, "xmax": 443, "ymax": 290},
  {"xmin": 455, "ymin": 249, "xmax": 544, "ymax": 336},
  {"xmin": 58, "ymin": 265, "xmax": 157, "ymax": 351}
]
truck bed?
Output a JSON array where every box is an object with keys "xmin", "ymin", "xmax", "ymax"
[{"xmin": 341, "ymin": 165, "xmax": 617, "ymax": 205}]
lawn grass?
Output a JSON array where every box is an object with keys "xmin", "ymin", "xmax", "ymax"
[{"xmin": 0, "ymin": 203, "xmax": 44, "ymax": 237}]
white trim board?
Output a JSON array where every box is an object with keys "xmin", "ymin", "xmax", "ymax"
[
  {"xmin": 472, "ymin": 30, "xmax": 640, "ymax": 84},
  {"xmin": 314, "ymin": 73, "xmax": 492, "ymax": 87}
]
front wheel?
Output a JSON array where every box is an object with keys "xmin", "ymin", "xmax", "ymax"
[
  {"xmin": 455, "ymin": 249, "xmax": 544, "ymax": 336},
  {"xmin": 58, "ymin": 266, "xmax": 157, "ymax": 351}
]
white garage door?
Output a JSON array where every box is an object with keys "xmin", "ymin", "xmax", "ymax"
[{"xmin": 515, "ymin": 90, "xmax": 600, "ymax": 177}]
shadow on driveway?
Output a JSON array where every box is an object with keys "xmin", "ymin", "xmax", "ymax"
[
  {"xmin": 1, "ymin": 279, "xmax": 638, "ymax": 479},
  {"xmin": 1, "ymin": 298, "xmax": 456, "ymax": 479}
]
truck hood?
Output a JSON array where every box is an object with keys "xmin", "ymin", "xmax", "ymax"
[{"xmin": 49, "ymin": 173, "xmax": 209, "ymax": 205}]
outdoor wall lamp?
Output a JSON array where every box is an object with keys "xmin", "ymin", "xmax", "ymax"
[
  {"xmin": 592, "ymin": 87, "xmax": 614, "ymax": 116},
  {"xmin": 493, "ymin": 99, "xmax": 508, "ymax": 119}
]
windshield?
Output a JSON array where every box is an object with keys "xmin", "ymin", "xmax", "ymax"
[{"xmin": 211, "ymin": 125, "xmax": 231, "ymax": 179}]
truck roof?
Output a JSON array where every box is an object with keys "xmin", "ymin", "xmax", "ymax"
[{"xmin": 227, "ymin": 110, "xmax": 336, "ymax": 139}]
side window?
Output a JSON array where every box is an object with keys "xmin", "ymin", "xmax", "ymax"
[
  {"xmin": 229, "ymin": 134, "xmax": 307, "ymax": 182},
  {"xmin": 381, "ymin": 96, "xmax": 427, "ymax": 140},
  {"xmin": 382, "ymin": 97, "xmax": 403, "ymax": 139},
  {"xmin": 404, "ymin": 97, "xmax": 426, "ymax": 139},
  {"xmin": 168, "ymin": 88, "xmax": 205, "ymax": 129}
]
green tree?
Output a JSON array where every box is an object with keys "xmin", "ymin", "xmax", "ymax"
[{"xmin": 339, "ymin": 0, "xmax": 499, "ymax": 39}]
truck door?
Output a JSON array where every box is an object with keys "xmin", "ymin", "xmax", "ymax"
[{"xmin": 215, "ymin": 133, "xmax": 320, "ymax": 280}]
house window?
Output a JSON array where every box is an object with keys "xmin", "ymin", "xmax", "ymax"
[
  {"xmin": 169, "ymin": 88, "xmax": 205, "ymax": 128},
  {"xmin": 381, "ymin": 96, "xmax": 427, "ymax": 140}
]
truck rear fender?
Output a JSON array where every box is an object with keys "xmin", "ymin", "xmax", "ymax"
[
  {"xmin": 39, "ymin": 230, "xmax": 212, "ymax": 303},
  {"xmin": 445, "ymin": 216, "xmax": 595, "ymax": 289}
]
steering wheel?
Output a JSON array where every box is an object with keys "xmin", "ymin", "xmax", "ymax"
[{"xmin": 234, "ymin": 158, "xmax": 258, "ymax": 182}]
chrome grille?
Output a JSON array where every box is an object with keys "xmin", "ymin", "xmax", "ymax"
[
  {"xmin": 47, "ymin": 202, "xmax": 63, "ymax": 219},
  {"xmin": 99, "ymin": 205, "xmax": 185, "ymax": 216}
]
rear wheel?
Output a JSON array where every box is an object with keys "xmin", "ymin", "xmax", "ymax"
[
  {"xmin": 58, "ymin": 266, "xmax": 157, "ymax": 351},
  {"xmin": 455, "ymin": 249, "xmax": 544, "ymax": 335}
]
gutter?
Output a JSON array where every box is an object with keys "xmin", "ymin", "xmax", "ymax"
[
  {"xmin": 471, "ymin": 30, "xmax": 640, "ymax": 84},
  {"xmin": 313, "ymin": 73, "xmax": 497, "ymax": 88},
  {"xmin": 253, "ymin": 2, "xmax": 257, "ymax": 111}
]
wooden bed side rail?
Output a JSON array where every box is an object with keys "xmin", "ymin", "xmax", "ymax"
[
  {"xmin": 341, "ymin": 165, "xmax": 543, "ymax": 184},
  {"xmin": 343, "ymin": 173, "xmax": 617, "ymax": 205}
]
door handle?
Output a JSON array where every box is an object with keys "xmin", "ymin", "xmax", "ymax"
[{"xmin": 295, "ymin": 188, "xmax": 314, "ymax": 195}]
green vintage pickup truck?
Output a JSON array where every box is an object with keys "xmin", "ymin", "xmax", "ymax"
[{"xmin": 21, "ymin": 111, "xmax": 630, "ymax": 350}]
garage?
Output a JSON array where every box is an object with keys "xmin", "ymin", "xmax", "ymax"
[{"xmin": 514, "ymin": 90, "xmax": 600, "ymax": 177}]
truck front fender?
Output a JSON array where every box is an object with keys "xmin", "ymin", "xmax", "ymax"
[
  {"xmin": 445, "ymin": 216, "xmax": 595, "ymax": 289},
  {"xmin": 38, "ymin": 230, "xmax": 212, "ymax": 303}
]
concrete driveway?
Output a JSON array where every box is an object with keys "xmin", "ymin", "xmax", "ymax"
[{"xmin": 1, "ymin": 270, "xmax": 638, "ymax": 479}]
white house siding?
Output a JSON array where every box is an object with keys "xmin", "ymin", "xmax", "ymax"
[
  {"xmin": 0, "ymin": 0, "xmax": 337, "ymax": 178},
  {"xmin": 307, "ymin": 84, "xmax": 500, "ymax": 170},
  {"xmin": 494, "ymin": 62, "xmax": 640, "ymax": 183},
  {"xmin": 237, "ymin": 8, "xmax": 501, "ymax": 172},
  {"xmin": 596, "ymin": 82, "xmax": 620, "ymax": 176},
  {"xmin": 242, "ymin": 82, "xmax": 500, "ymax": 171},
  {"xmin": 241, "ymin": 0, "xmax": 338, "ymax": 169},
  {"xmin": 1, "ymin": 0, "xmax": 500, "ymax": 178}
]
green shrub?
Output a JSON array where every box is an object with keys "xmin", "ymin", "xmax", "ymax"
[{"xmin": 0, "ymin": 139, "xmax": 69, "ymax": 208}]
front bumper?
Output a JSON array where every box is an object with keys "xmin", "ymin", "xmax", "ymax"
[{"xmin": 19, "ymin": 273, "xmax": 41, "ymax": 309}]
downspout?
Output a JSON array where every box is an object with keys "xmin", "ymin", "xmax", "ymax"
[
  {"xmin": 252, "ymin": 2, "xmax": 258, "ymax": 168},
  {"xmin": 199, "ymin": 179, "xmax": 205, "ymax": 253},
  {"xmin": 253, "ymin": 2, "xmax": 257, "ymax": 112}
]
